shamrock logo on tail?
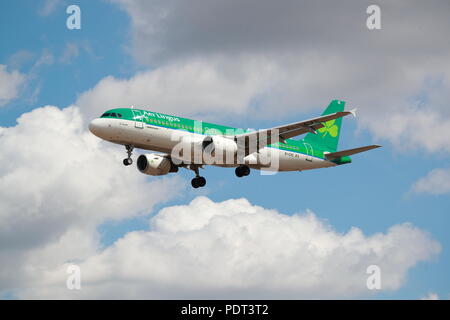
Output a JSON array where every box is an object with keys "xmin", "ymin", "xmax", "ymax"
[{"xmin": 318, "ymin": 120, "xmax": 339, "ymax": 138}]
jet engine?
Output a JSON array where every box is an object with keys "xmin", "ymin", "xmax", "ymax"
[{"xmin": 136, "ymin": 154, "xmax": 178, "ymax": 176}]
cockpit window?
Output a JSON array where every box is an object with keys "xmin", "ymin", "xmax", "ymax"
[{"xmin": 101, "ymin": 112, "xmax": 122, "ymax": 118}]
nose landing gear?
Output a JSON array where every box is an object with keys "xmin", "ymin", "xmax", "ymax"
[{"xmin": 123, "ymin": 145, "xmax": 134, "ymax": 166}]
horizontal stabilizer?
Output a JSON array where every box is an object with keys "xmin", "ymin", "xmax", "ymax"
[{"xmin": 324, "ymin": 145, "xmax": 381, "ymax": 160}]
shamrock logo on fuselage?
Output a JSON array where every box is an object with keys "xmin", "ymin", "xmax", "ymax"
[{"xmin": 318, "ymin": 120, "xmax": 339, "ymax": 138}]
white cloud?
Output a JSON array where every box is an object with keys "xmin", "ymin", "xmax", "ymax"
[
  {"xmin": 364, "ymin": 108, "xmax": 450, "ymax": 153},
  {"xmin": 16, "ymin": 197, "xmax": 440, "ymax": 299},
  {"xmin": 412, "ymin": 168, "xmax": 450, "ymax": 195},
  {"xmin": 0, "ymin": 105, "xmax": 182, "ymax": 293},
  {"xmin": 111, "ymin": 0, "xmax": 450, "ymax": 67},
  {"xmin": 0, "ymin": 65, "xmax": 26, "ymax": 106},
  {"xmin": 74, "ymin": 56, "xmax": 277, "ymax": 122}
]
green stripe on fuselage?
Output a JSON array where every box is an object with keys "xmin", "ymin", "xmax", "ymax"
[{"xmin": 101, "ymin": 108, "xmax": 336, "ymax": 161}]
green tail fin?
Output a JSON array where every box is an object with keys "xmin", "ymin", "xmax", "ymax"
[{"xmin": 303, "ymin": 100, "xmax": 345, "ymax": 152}]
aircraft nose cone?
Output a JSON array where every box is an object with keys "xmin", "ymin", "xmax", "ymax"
[{"xmin": 89, "ymin": 118, "xmax": 103, "ymax": 136}]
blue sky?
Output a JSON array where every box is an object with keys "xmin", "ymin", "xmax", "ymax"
[
  {"xmin": 0, "ymin": 0, "xmax": 135, "ymax": 125},
  {"xmin": 0, "ymin": 0, "xmax": 449, "ymax": 299}
]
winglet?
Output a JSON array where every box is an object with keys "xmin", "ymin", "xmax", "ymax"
[{"xmin": 349, "ymin": 108, "xmax": 357, "ymax": 117}]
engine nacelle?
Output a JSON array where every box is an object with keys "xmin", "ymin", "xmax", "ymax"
[
  {"xmin": 202, "ymin": 136, "xmax": 238, "ymax": 164},
  {"xmin": 136, "ymin": 154, "xmax": 178, "ymax": 176}
]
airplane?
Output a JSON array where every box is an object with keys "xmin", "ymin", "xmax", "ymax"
[{"xmin": 89, "ymin": 100, "xmax": 380, "ymax": 188}]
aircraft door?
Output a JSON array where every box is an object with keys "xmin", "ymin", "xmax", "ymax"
[{"xmin": 131, "ymin": 109, "xmax": 144, "ymax": 129}]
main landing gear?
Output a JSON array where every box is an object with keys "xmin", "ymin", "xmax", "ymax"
[
  {"xmin": 190, "ymin": 165, "xmax": 206, "ymax": 188},
  {"xmin": 123, "ymin": 145, "xmax": 134, "ymax": 166},
  {"xmin": 235, "ymin": 165, "xmax": 250, "ymax": 177}
]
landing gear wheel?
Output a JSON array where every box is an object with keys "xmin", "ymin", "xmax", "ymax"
[
  {"xmin": 191, "ymin": 176, "xmax": 206, "ymax": 188},
  {"xmin": 123, "ymin": 145, "xmax": 134, "ymax": 166},
  {"xmin": 189, "ymin": 165, "xmax": 206, "ymax": 188},
  {"xmin": 198, "ymin": 176, "xmax": 206, "ymax": 187},
  {"xmin": 123, "ymin": 158, "xmax": 133, "ymax": 166},
  {"xmin": 235, "ymin": 165, "xmax": 250, "ymax": 177}
]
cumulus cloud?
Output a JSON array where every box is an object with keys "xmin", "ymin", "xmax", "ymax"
[
  {"xmin": 75, "ymin": 56, "xmax": 277, "ymax": 122},
  {"xmin": 0, "ymin": 105, "xmax": 182, "ymax": 294},
  {"xmin": 365, "ymin": 107, "xmax": 450, "ymax": 153},
  {"xmin": 0, "ymin": 65, "xmax": 26, "ymax": 106},
  {"xmin": 412, "ymin": 168, "xmax": 450, "ymax": 195},
  {"xmin": 16, "ymin": 197, "xmax": 440, "ymax": 299},
  {"xmin": 112, "ymin": 0, "xmax": 450, "ymax": 66}
]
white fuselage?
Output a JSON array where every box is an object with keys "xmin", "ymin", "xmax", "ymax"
[{"xmin": 89, "ymin": 117, "xmax": 336, "ymax": 172}]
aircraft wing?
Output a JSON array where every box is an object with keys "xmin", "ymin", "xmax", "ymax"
[{"xmin": 233, "ymin": 109, "xmax": 356, "ymax": 156}]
